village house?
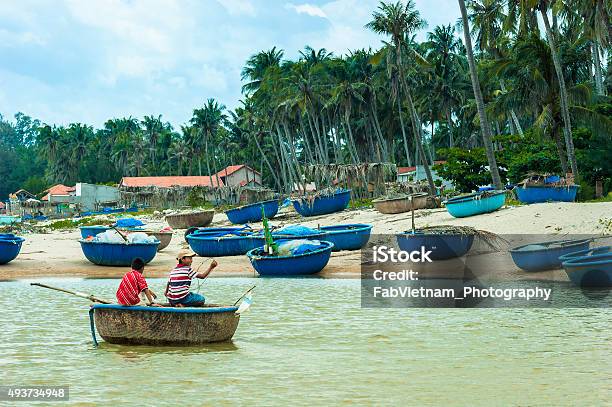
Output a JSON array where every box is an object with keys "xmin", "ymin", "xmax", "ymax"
[
  {"xmin": 216, "ymin": 165, "xmax": 262, "ymax": 187},
  {"xmin": 397, "ymin": 161, "xmax": 453, "ymax": 190}
]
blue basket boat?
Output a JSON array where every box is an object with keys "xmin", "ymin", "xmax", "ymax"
[
  {"xmin": 186, "ymin": 228, "xmax": 327, "ymax": 257},
  {"xmin": 292, "ymin": 189, "xmax": 351, "ymax": 217},
  {"xmin": 80, "ymin": 240, "xmax": 159, "ymax": 266},
  {"xmin": 514, "ymin": 185, "xmax": 579, "ymax": 204},
  {"xmin": 79, "ymin": 226, "xmax": 111, "ymax": 239},
  {"xmin": 510, "ymin": 238, "xmax": 591, "ymax": 272},
  {"xmin": 560, "ymin": 246, "xmax": 612, "ymax": 287},
  {"xmin": 444, "ymin": 191, "xmax": 506, "ymax": 218},
  {"xmin": 396, "ymin": 230, "xmax": 474, "ymax": 260},
  {"xmin": 247, "ymin": 240, "xmax": 334, "ymax": 276},
  {"xmin": 225, "ymin": 200, "xmax": 279, "ymax": 224},
  {"xmin": 0, "ymin": 234, "xmax": 25, "ymax": 264},
  {"xmin": 319, "ymin": 224, "xmax": 372, "ymax": 251}
]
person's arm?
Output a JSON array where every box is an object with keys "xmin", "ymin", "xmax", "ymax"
[
  {"xmin": 144, "ymin": 288, "xmax": 161, "ymax": 306},
  {"xmin": 196, "ymin": 259, "xmax": 218, "ymax": 279}
]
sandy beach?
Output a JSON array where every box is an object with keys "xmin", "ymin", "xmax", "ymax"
[{"xmin": 2, "ymin": 201, "xmax": 610, "ymax": 282}]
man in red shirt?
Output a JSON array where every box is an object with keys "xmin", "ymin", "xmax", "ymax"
[{"xmin": 116, "ymin": 258, "xmax": 159, "ymax": 306}]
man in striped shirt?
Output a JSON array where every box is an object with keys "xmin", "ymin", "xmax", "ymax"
[
  {"xmin": 116, "ymin": 258, "xmax": 159, "ymax": 306},
  {"xmin": 165, "ymin": 249, "xmax": 218, "ymax": 307}
]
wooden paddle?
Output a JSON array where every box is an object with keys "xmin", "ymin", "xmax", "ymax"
[
  {"xmin": 31, "ymin": 282, "xmax": 112, "ymax": 304},
  {"xmin": 233, "ymin": 285, "xmax": 256, "ymax": 306}
]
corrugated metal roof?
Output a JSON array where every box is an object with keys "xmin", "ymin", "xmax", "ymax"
[{"xmin": 120, "ymin": 176, "xmax": 223, "ymax": 188}]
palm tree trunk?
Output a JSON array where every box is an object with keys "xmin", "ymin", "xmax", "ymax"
[
  {"xmin": 252, "ymin": 132, "xmax": 282, "ymax": 191},
  {"xmin": 552, "ymin": 121, "xmax": 569, "ymax": 174},
  {"xmin": 592, "ymin": 40, "xmax": 604, "ymax": 95},
  {"xmin": 446, "ymin": 109, "xmax": 454, "ymax": 147},
  {"xmin": 499, "ymin": 80, "xmax": 524, "ymax": 136},
  {"xmin": 401, "ymin": 78, "xmax": 436, "ymax": 194},
  {"xmin": 459, "ymin": 0, "xmax": 503, "ymax": 189},
  {"xmin": 540, "ymin": 8, "xmax": 578, "ymax": 177},
  {"xmin": 396, "ymin": 94, "xmax": 413, "ymax": 166}
]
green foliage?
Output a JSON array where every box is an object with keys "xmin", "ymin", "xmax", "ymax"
[
  {"xmin": 496, "ymin": 133, "xmax": 561, "ymax": 183},
  {"xmin": 349, "ymin": 198, "xmax": 373, "ymax": 209},
  {"xmin": 186, "ymin": 187, "xmax": 209, "ymax": 208},
  {"xmin": 434, "ymin": 148, "xmax": 506, "ymax": 192},
  {"xmin": 47, "ymin": 217, "xmax": 108, "ymax": 230}
]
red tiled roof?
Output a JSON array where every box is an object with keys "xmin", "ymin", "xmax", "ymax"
[
  {"xmin": 398, "ymin": 166, "xmax": 416, "ymax": 174},
  {"xmin": 398, "ymin": 161, "xmax": 447, "ymax": 174},
  {"xmin": 120, "ymin": 176, "xmax": 223, "ymax": 188},
  {"xmin": 216, "ymin": 164, "xmax": 261, "ymax": 177},
  {"xmin": 42, "ymin": 184, "xmax": 76, "ymax": 201},
  {"xmin": 0, "ymin": 202, "xmax": 5, "ymax": 209}
]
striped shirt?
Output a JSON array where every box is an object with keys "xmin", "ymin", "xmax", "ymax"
[
  {"xmin": 166, "ymin": 264, "xmax": 197, "ymax": 301},
  {"xmin": 116, "ymin": 270, "xmax": 148, "ymax": 306}
]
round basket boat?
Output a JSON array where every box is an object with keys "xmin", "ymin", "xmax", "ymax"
[
  {"xmin": 80, "ymin": 240, "xmax": 160, "ymax": 266},
  {"xmin": 560, "ymin": 246, "xmax": 612, "ymax": 287},
  {"xmin": 247, "ymin": 240, "xmax": 334, "ymax": 276},
  {"xmin": 0, "ymin": 234, "xmax": 25, "ymax": 265},
  {"xmin": 292, "ymin": 189, "xmax": 351, "ymax": 217},
  {"xmin": 79, "ymin": 226, "xmax": 110, "ymax": 239},
  {"xmin": 510, "ymin": 238, "xmax": 591, "ymax": 272},
  {"xmin": 373, "ymin": 193, "xmax": 429, "ymax": 214},
  {"xmin": 396, "ymin": 230, "xmax": 474, "ymax": 260},
  {"xmin": 319, "ymin": 224, "xmax": 372, "ymax": 251},
  {"xmin": 90, "ymin": 304, "xmax": 240, "ymax": 345},
  {"xmin": 187, "ymin": 229, "xmax": 328, "ymax": 257},
  {"xmin": 444, "ymin": 191, "xmax": 506, "ymax": 218},
  {"xmin": 225, "ymin": 200, "xmax": 279, "ymax": 224},
  {"xmin": 143, "ymin": 231, "xmax": 173, "ymax": 251},
  {"xmin": 165, "ymin": 211, "xmax": 214, "ymax": 229},
  {"xmin": 514, "ymin": 185, "xmax": 579, "ymax": 204},
  {"xmin": 187, "ymin": 233, "xmax": 261, "ymax": 257}
]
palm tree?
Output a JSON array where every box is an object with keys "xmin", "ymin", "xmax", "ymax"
[
  {"xmin": 458, "ymin": 0, "xmax": 503, "ymax": 189},
  {"xmin": 366, "ymin": 0, "xmax": 436, "ymax": 194}
]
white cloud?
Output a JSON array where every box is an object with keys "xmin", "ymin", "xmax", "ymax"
[
  {"xmin": 286, "ymin": 3, "xmax": 327, "ymax": 18},
  {"xmin": 216, "ymin": 0, "xmax": 256, "ymax": 16}
]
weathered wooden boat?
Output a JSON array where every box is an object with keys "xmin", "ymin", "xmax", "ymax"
[
  {"xmin": 560, "ymin": 246, "xmax": 612, "ymax": 287},
  {"xmin": 186, "ymin": 228, "xmax": 327, "ymax": 257},
  {"xmin": 514, "ymin": 185, "xmax": 579, "ymax": 204},
  {"xmin": 510, "ymin": 238, "xmax": 591, "ymax": 272},
  {"xmin": 396, "ymin": 230, "xmax": 474, "ymax": 260},
  {"xmin": 292, "ymin": 189, "xmax": 351, "ymax": 217},
  {"xmin": 165, "ymin": 210, "xmax": 214, "ymax": 229},
  {"xmin": 80, "ymin": 240, "xmax": 159, "ymax": 266},
  {"xmin": 372, "ymin": 192, "xmax": 429, "ymax": 214},
  {"xmin": 444, "ymin": 191, "xmax": 506, "ymax": 218},
  {"xmin": 225, "ymin": 199, "xmax": 279, "ymax": 224},
  {"xmin": 247, "ymin": 240, "xmax": 334, "ymax": 276},
  {"xmin": 144, "ymin": 231, "xmax": 172, "ymax": 251},
  {"xmin": 0, "ymin": 234, "xmax": 25, "ymax": 264},
  {"xmin": 79, "ymin": 225, "xmax": 110, "ymax": 239},
  {"xmin": 89, "ymin": 304, "xmax": 240, "ymax": 345},
  {"xmin": 319, "ymin": 224, "xmax": 372, "ymax": 251}
]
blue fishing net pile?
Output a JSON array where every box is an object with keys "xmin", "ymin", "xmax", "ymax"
[{"xmin": 114, "ymin": 217, "xmax": 145, "ymax": 228}]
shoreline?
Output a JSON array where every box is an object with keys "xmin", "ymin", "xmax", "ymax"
[{"xmin": 1, "ymin": 201, "xmax": 610, "ymax": 282}]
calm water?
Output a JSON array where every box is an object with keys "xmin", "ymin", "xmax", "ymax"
[{"xmin": 1, "ymin": 278, "xmax": 610, "ymax": 406}]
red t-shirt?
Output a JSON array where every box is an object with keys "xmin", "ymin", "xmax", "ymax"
[{"xmin": 116, "ymin": 270, "xmax": 148, "ymax": 305}]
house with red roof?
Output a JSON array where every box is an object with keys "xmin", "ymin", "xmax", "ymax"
[
  {"xmin": 215, "ymin": 165, "xmax": 261, "ymax": 187},
  {"xmin": 397, "ymin": 161, "xmax": 453, "ymax": 189},
  {"xmin": 42, "ymin": 184, "xmax": 76, "ymax": 202}
]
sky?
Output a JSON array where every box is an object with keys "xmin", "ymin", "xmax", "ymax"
[{"xmin": 0, "ymin": 0, "xmax": 460, "ymax": 129}]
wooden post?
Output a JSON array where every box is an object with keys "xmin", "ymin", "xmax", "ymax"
[{"xmin": 595, "ymin": 179, "xmax": 603, "ymax": 198}]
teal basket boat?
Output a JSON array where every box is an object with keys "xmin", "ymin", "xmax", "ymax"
[{"xmin": 444, "ymin": 191, "xmax": 506, "ymax": 218}]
